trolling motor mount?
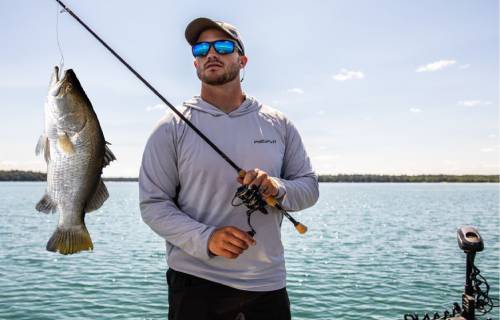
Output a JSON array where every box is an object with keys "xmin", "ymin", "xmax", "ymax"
[
  {"xmin": 404, "ymin": 226, "xmax": 497, "ymax": 320},
  {"xmin": 456, "ymin": 227, "xmax": 483, "ymax": 320}
]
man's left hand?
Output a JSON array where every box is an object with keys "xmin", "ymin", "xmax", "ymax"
[{"xmin": 236, "ymin": 168, "xmax": 279, "ymax": 198}]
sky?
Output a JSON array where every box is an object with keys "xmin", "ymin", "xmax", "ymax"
[{"xmin": 0, "ymin": 0, "xmax": 498, "ymax": 177}]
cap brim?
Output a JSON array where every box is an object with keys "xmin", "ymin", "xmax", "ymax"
[{"xmin": 185, "ymin": 17, "xmax": 236, "ymax": 45}]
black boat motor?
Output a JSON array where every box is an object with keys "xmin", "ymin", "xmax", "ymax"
[{"xmin": 404, "ymin": 226, "xmax": 497, "ymax": 320}]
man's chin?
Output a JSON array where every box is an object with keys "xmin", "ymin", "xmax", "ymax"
[
  {"xmin": 202, "ymin": 75, "xmax": 231, "ymax": 86},
  {"xmin": 198, "ymin": 68, "xmax": 239, "ymax": 86}
]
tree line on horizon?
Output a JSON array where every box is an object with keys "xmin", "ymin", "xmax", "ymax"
[
  {"xmin": 0, "ymin": 170, "xmax": 498, "ymax": 183},
  {"xmin": 318, "ymin": 174, "xmax": 499, "ymax": 183}
]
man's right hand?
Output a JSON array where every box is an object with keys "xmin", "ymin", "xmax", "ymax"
[{"xmin": 208, "ymin": 226, "xmax": 256, "ymax": 259}]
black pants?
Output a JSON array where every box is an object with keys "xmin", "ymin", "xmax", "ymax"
[{"xmin": 166, "ymin": 268, "xmax": 291, "ymax": 320}]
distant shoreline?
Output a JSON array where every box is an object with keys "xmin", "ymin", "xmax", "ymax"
[{"xmin": 0, "ymin": 170, "xmax": 498, "ymax": 183}]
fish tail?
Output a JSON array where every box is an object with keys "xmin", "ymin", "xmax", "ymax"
[{"xmin": 46, "ymin": 224, "xmax": 94, "ymax": 255}]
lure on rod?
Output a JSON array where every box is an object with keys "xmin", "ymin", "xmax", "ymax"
[{"xmin": 53, "ymin": 0, "xmax": 308, "ymax": 235}]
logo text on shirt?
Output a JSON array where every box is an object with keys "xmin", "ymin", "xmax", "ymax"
[{"xmin": 254, "ymin": 139, "xmax": 276, "ymax": 144}]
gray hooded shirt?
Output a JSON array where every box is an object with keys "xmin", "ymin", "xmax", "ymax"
[{"xmin": 139, "ymin": 95, "xmax": 319, "ymax": 291}]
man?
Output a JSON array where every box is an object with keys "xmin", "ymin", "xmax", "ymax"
[{"xmin": 139, "ymin": 17, "xmax": 319, "ymax": 320}]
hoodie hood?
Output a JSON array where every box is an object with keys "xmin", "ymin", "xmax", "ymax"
[{"xmin": 183, "ymin": 95, "xmax": 261, "ymax": 117}]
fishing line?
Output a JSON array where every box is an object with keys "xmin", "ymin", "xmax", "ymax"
[
  {"xmin": 55, "ymin": 3, "xmax": 65, "ymax": 76},
  {"xmin": 52, "ymin": 0, "xmax": 307, "ymax": 235}
]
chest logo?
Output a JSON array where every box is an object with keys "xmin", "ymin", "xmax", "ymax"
[{"xmin": 254, "ymin": 139, "xmax": 276, "ymax": 144}]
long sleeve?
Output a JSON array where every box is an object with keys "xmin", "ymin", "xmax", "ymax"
[
  {"xmin": 275, "ymin": 118, "xmax": 319, "ymax": 211},
  {"xmin": 138, "ymin": 120, "xmax": 216, "ymax": 260}
]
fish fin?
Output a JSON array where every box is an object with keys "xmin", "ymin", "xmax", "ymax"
[
  {"xmin": 35, "ymin": 135, "xmax": 45, "ymax": 155},
  {"xmin": 35, "ymin": 193, "xmax": 57, "ymax": 213},
  {"xmin": 57, "ymin": 133, "xmax": 75, "ymax": 155},
  {"xmin": 35, "ymin": 135, "xmax": 51, "ymax": 162},
  {"xmin": 103, "ymin": 144, "xmax": 116, "ymax": 168},
  {"xmin": 84, "ymin": 179, "xmax": 109, "ymax": 213},
  {"xmin": 46, "ymin": 225, "xmax": 93, "ymax": 255}
]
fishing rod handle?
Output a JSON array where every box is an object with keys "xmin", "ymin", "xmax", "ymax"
[
  {"xmin": 279, "ymin": 207, "xmax": 308, "ymax": 234},
  {"xmin": 238, "ymin": 170, "xmax": 308, "ymax": 234}
]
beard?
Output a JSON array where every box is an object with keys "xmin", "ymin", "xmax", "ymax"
[{"xmin": 197, "ymin": 62, "xmax": 240, "ymax": 85}]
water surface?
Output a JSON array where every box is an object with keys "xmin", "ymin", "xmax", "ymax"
[{"xmin": 0, "ymin": 182, "xmax": 498, "ymax": 319}]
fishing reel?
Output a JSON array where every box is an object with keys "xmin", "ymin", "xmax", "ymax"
[
  {"xmin": 231, "ymin": 184, "xmax": 268, "ymax": 236},
  {"xmin": 231, "ymin": 182, "xmax": 308, "ymax": 237}
]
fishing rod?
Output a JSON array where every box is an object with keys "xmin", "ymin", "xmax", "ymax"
[{"xmin": 53, "ymin": 0, "xmax": 307, "ymax": 236}]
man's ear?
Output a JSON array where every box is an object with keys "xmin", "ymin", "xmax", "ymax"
[{"xmin": 239, "ymin": 56, "xmax": 248, "ymax": 69}]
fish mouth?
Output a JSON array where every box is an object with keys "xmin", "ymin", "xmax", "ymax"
[{"xmin": 50, "ymin": 67, "xmax": 74, "ymax": 97}]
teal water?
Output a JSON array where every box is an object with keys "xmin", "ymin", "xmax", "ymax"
[{"xmin": 0, "ymin": 182, "xmax": 498, "ymax": 319}]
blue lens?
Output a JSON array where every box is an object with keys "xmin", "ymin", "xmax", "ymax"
[
  {"xmin": 192, "ymin": 42, "xmax": 210, "ymax": 57},
  {"xmin": 213, "ymin": 40, "xmax": 235, "ymax": 54},
  {"xmin": 192, "ymin": 40, "xmax": 236, "ymax": 57}
]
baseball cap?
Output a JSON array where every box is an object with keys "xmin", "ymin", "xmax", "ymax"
[{"xmin": 185, "ymin": 17, "xmax": 245, "ymax": 55}]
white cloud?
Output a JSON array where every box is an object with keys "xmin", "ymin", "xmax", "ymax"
[
  {"xmin": 488, "ymin": 134, "xmax": 497, "ymax": 138},
  {"xmin": 480, "ymin": 148, "xmax": 495, "ymax": 153},
  {"xmin": 410, "ymin": 108, "xmax": 422, "ymax": 113},
  {"xmin": 287, "ymin": 88, "xmax": 304, "ymax": 94},
  {"xmin": 333, "ymin": 69, "xmax": 365, "ymax": 81},
  {"xmin": 416, "ymin": 59, "xmax": 456, "ymax": 72},
  {"xmin": 146, "ymin": 104, "xmax": 167, "ymax": 111},
  {"xmin": 458, "ymin": 100, "xmax": 492, "ymax": 107},
  {"xmin": 458, "ymin": 64, "xmax": 471, "ymax": 69}
]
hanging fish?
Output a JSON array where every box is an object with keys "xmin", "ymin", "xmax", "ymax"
[{"xmin": 35, "ymin": 66, "xmax": 115, "ymax": 255}]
